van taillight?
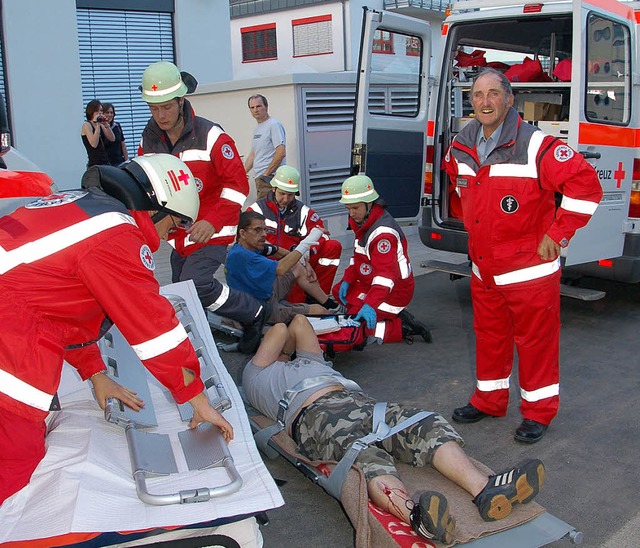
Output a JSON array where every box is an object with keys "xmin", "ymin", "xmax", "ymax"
[
  {"xmin": 523, "ymin": 4, "xmax": 543, "ymax": 13},
  {"xmin": 598, "ymin": 259, "xmax": 613, "ymax": 268},
  {"xmin": 630, "ymin": 159, "xmax": 640, "ymax": 218},
  {"xmin": 431, "ymin": 232, "xmax": 442, "ymax": 241},
  {"xmin": 424, "ymin": 144, "xmax": 434, "ymax": 195}
]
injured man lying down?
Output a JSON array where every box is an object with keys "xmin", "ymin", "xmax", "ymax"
[{"xmin": 242, "ymin": 314, "xmax": 545, "ymax": 544}]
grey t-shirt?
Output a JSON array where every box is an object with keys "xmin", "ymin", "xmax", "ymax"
[
  {"xmin": 251, "ymin": 117, "xmax": 286, "ymax": 176},
  {"xmin": 243, "ymin": 351, "xmax": 342, "ymax": 428}
]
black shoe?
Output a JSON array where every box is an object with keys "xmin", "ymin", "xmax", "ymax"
[
  {"xmin": 452, "ymin": 403, "xmax": 492, "ymax": 424},
  {"xmin": 514, "ymin": 419, "xmax": 548, "ymax": 444},
  {"xmin": 473, "ymin": 459, "xmax": 545, "ymax": 522},
  {"xmin": 237, "ymin": 305, "xmax": 269, "ymax": 354},
  {"xmin": 399, "ymin": 309, "xmax": 433, "ymax": 343},
  {"xmin": 409, "ymin": 491, "xmax": 456, "ymax": 544}
]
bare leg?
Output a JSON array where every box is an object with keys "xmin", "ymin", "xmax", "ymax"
[
  {"xmin": 250, "ymin": 323, "xmax": 290, "ymax": 367},
  {"xmin": 250, "ymin": 315, "xmax": 323, "ymax": 367},
  {"xmin": 287, "ymin": 314, "xmax": 323, "ymax": 355},
  {"xmin": 291, "ymin": 262, "xmax": 329, "ymax": 304},
  {"xmin": 368, "ymin": 474, "xmax": 413, "ymax": 524},
  {"xmin": 431, "ymin": 441, "xmax": 489, "ymax": 497}
]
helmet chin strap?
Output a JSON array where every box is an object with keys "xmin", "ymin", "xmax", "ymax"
[
  {"xmin": 357, "ymin": 202, "xmax": 374, "ymax": 226},
  {"xmin": 151, "ymin": 210, "xmax": 169, "ymax": 224}
]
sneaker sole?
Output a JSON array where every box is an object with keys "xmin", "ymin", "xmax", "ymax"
[
  {"xmin": 484, "ymin": 461, "xmax": 545, "ymax": 521},
  {"xmin": 420, "ymin": 491, "xmax": 456, "ymax": 544}
]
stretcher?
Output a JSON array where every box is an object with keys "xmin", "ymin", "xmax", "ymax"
[
  {"xmin": 0, "ymin": 281, "xmax": 283, "ymax": 547},
  {"xmin": 243, "ymin": 401, "xmax": 584, "ymax": 547}
]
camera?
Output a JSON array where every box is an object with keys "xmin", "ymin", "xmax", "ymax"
[{"xmin": 96, "ymin": 116, "xmax": 104, "ymax": 123}]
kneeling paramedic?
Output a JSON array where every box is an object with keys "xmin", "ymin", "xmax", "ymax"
[
  {"xmin": 0, "ymin": 153, "xmax": 233, "ymax": 506},
  {"xmin": 242, "ymin": 315, "xmax": 545, "ymax": 544}
]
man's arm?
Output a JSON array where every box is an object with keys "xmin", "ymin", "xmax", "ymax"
[
  {"xmin": 274, "ymin": 227, "xmax": 324, "ymax": 276},
  {"xmin": 262, "ymin": 144, "xmax": 286, "ymax": 178},
  {"xmin": 244, "ymin": 149, "xmax": 255, "ymax": 173}
]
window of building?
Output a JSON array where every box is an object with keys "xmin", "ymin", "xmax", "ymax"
[
  {"xmin": 292, "ymin": 15, "xmax": 332, "ymax": 57},
  {"xmin": 242, "ymin": 24, "xmax": 277, "ymax": 62},
  {"xmin": 373, "ymin": 30, "xmax": 394, "ymax": 54},
  {"xmin": 77, "ymin": 7, "xmax": 174, "ymax": 147}
]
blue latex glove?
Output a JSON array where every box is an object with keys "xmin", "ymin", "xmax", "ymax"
[
  {"xmin": 355, "ymin": 304, "xmax": 377, "ymax": 329},
  {"xmin": 338, "ymin": 281, "xmax": 350, "ymax": 305}
]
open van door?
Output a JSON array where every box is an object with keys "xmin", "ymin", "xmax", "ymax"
[
  {"xmin": 351, "ymin": 8, "xmax": 431, "ymax": 220},
  {"xmin": 564, "ymin": 0, "xmax": 635, "ymax": 266}
]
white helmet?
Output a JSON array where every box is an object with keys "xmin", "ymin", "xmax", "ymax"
[
  {"xmin": 126, "ymin": 154, "xmax": 199, "ymax": 224},
  {"xmin": 82, "ymin": 154, "xmax": 199, "ymax": 225}
]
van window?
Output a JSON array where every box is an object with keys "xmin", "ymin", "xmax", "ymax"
[
  {"xmin": 369, "ymin": 29, "xmax": 423, "ymax": 117},
  {"xmin": 585, "ymin": 13, "xmax": 631, "ymax": 125}
]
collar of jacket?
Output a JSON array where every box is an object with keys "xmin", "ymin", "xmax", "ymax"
[
  {"xmin": 453, "ymin": 107, "xmax": 521, "ymax": 168},
  {"xmin": 130, "ymin": 209, "xmax": 161, "ymax": 253},
  {"xmin": 350, "ymin": 203, "xmax": 384, "ymax": 240}
]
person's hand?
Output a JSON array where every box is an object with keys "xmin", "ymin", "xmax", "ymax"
[
  {"xmin": 294, "ymin": 227, "xmax": 325, "ymax": 256},
  {"xmin": 538, "ymin": 234, "xmax": 561, "ymax": 261},
  {"xmin": 338, "ymin": 281, "xmax": 350, "ymax": 305},
  {"xmin": 90, "ymin": 372, "xmax": 145, "ymax": 411},
  {"xmin": 187, "ymin": 220, "xmax": 216, "ymax": 244},
  {"xmin": 189, "ymin": 396, "xmax": 234, "ymax": 444},
  {"xmin": 355, "ymin": 303, "xmax": 377, "ymax": 329}
]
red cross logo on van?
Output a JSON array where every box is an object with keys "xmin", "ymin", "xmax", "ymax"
[{"xmin": 614, "ymin": 161, "xmax": 625, "ymax": 188}]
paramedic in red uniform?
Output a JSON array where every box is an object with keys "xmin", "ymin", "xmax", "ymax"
[
  {"xmin": 247, "ymin": 165, "xmax": 342, "ymax": 303},
  {"xmin": 444, "ymin": 68, "xmax": 602, "ymax": 443},
  {"xmin": 0, "ymin": 154, "xmax": 234, "ymax": 505},
  {"xmin": 138, "ymin": 61, "xmax": 266, "ymax": 353},
  {"xmin": 334, "ymin": 175, "xmax": 428, "ymax": 344}
]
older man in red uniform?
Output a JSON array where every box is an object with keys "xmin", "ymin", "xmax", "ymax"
[{"xmin": 444, "ymin": 68, "xmax": 603, "ymax": 443}]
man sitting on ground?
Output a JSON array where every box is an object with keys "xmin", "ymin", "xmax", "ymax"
[
  {"xmin": 247, "ymin": 165, "xmax": 342, "ymax": 304},
  {"xmin": 242, "ymin": 314, "xmax": 545, "ymax": 544},
  {"xmin": 225, "ymin": 211, "xmax": 344, "ymax": 325}
]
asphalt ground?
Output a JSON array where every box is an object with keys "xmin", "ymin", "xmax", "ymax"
[{"xmin": 153, "ymin": 233, "xmax": 640, "ymax": 547}]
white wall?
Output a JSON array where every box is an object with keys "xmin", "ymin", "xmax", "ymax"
[
  {"xmin": 230, "ymin": 3, "xmax": 350, "ymax": 80},
  {"xmin": 1, "ymin": 0, "xmax": 233, "ymax": 190},
  {"xmin": 3, "ymin": 0, "xmax": 85, "ymax": 189}
]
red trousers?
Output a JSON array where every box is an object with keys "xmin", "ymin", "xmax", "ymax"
[
  {"xmin": 0, "ymin": 408, "xmax": 46, "ymax": 505},
  {"xmin": 469, "ymin": 271, "xmax": 561, "ymax": 425}
]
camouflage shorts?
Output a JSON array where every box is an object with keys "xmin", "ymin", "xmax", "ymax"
[{"xmin": 295, "ymin": 391, "xmax": 464, "ymax": 480}]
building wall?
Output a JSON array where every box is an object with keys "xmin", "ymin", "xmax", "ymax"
[{"xmin": 1, "ymin": 0, "xmax": 232, "ymax": 190}]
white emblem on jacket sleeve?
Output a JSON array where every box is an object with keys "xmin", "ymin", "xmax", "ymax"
[
  {"xmin": 221, "ymin": 144, "xmax": 235, "ymax": 159},
  {"xmin": 377, "ymin": 239, "xmax": 392, "ymax": 254},
  {"xmin": 554, "ymin": 145, "xmax": 574, "ymax": 162},
  {"xmin": 140, "ymin": 244, "xmax": 155, "ymax": 270}
]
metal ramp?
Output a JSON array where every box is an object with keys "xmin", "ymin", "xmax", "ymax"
[
  {"xmin": 96, "ymin": 294, "xmax": 242, "ymax": 506},
  {"xmin": 421, "ymin": 259, "xmax": 606, "ymax": 301}
]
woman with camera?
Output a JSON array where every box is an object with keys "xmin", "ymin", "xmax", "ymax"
[{"xmin": 81, "ymin": 99, "xmax": 114, "ymax": 167}]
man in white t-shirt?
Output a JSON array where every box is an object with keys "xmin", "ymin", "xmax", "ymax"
[{"xmin": 244, "ymin": 94, "xmax": 286, "ymax": 200}]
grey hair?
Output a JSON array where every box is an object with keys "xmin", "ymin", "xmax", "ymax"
[{"xmin": 471, "ymin": 67, "xmax": 513, "ymax": 96}]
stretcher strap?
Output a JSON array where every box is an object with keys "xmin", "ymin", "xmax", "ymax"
[
  {"xmin": 319, "ymin": 403, "xmax": 434, "ymax": 499},
  {"xmin": 254, "ymin": 375, "xmax": 362, "ymax": 460}
]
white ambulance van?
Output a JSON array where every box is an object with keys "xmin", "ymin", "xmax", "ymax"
[{"xmin": 353, "ymin": 1, "xmax": 640, "ymax": 298}]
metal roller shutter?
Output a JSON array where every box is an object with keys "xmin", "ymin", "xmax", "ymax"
[{"xmin": 77, "ymin": 8, "xmax": 174, "ymax": 150}]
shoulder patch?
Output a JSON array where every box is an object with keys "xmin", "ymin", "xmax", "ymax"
[
  {"xmin": 377, "ymin": 239, "xmax": 392, "ymax": 254},
  {"xmin": 221, "ymin": 144, "xmax": 235, "ymax": 160},
  {"xmin": 360, "ymin": 263, "xmax": 372, "ymax": 276},
  {"xmin": 194, "ymin": 177, "xmax": 203, "ymax": 192},
  {"xmin": 310, "ymin": 212, "xmax": 320, "ymax": 222},
  {"xmin": 554, "ymin": 145, "xmax": 574, "ymax": 162},
  {"xmin": 25, "ymin": 191, "xmax": 87, "ymax": 209},
  {"xmin": 139, "ymin": 244, "xmax": 155, "ymax": 271}
]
